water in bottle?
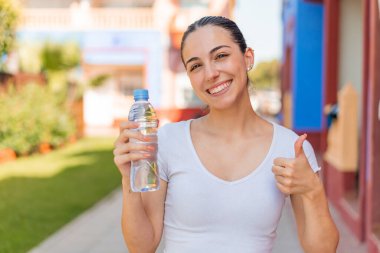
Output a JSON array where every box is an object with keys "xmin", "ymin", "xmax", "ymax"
[{"xmin": 128, "ymin": 89, "xmax": 160, "ymax": 192}]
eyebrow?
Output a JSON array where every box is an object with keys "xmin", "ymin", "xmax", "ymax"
[{"xmin": 184, "ymin": 45, "xmax": 231, "ymax": 68}]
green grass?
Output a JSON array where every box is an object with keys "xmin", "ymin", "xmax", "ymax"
[{"xmin": 0, "ymin": 138, "xmax": 120, "ymax": 253}]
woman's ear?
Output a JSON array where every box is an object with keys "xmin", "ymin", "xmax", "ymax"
[{"xmin": 245, "ymin": 47, "xmax": 254, "ymax": 71}]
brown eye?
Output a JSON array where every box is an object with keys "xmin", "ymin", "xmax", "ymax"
[
  {"xmin": 190, "ymin": 63, "xmax": 201, "ymax": 72},
  {"xmin": 215, "ymin": 53, "xmax": 229, "ymax": 60}
]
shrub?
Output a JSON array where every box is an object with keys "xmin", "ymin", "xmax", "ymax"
[{"xmin": 0, "ymin": 83, "xmax": 76, "ymax": 155}]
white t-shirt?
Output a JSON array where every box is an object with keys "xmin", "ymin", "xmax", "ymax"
[{"xmin": 157, "ymin": 120, "xmax": 320, "ymax": 253}]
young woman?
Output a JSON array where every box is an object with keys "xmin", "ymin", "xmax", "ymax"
[{"xmin": 113, "ymin": 16, "xmax": 339, "ymax": 253}]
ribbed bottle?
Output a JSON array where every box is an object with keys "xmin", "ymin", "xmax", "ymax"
[{"xmin": 128, "ymin": 89, "xmax": 160, "ymax": 192}]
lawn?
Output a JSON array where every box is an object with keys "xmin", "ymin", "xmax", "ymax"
[{"xmin": 0, "ymin": 137, "xmax": 120, "ymax": 253}]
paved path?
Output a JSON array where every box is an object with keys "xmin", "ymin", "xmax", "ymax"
[{"xmin": 28, "ymin": 188, "xmax": 367, "ymax": 253}]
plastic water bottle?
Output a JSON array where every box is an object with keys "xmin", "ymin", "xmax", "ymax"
[{"xmin": 128, "ymin": 89, "xmax": 160, "ymax": 192}]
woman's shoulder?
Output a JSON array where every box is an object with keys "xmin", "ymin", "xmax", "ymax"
[
  {"xmin": 272, "ymin": 122, "xmax": 301, "ymax": 144},
  {"xmin": 158, "ymin": 120, "xmax": 190, "ymax": 137},
  {"xmin": 157, "ymin": 120, "xmax": 190, "ymax": 151},
  {"xmin": 272, "ymin": 122, "xmax": 316, "ymax": 157}
]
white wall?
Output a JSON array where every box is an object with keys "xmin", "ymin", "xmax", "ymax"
[{"xmin": 338, "ymin": 0, "xmax": 363, "ymax": 128}]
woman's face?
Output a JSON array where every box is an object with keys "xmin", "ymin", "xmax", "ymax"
[{"xmin": 182, "ymin": 25, "xmax": 254, "ymax": 110}]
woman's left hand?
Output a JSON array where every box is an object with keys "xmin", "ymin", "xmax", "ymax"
[{"xmin": 272, "ymin": 134, "xmax": 321, "ymax": 198}]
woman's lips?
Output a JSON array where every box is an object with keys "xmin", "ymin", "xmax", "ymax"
[{"xmin": 207, "ymin": 80, "xmax": 232, "ymax": 95}]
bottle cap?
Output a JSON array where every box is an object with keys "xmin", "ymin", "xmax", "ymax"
[{"xmin": 133, "ymin": 89, "xmax": 149, "ymax": 101}]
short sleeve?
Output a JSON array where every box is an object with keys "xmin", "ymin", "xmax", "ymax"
[
  {"xmin": 303, "ymin": 140, "xmax": 321, "ymax": 173},
  {"xmin": 158, "ymin": 150, "xmax": 169, "ymax": 182},
  {"xmin": 157, "ymin": 126, "xmax": 169, "ymax": 182}
]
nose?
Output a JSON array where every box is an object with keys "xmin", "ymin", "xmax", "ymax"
[{"xmin": 205, "ymin": 63, "xmax": 219, "ymax": 82}]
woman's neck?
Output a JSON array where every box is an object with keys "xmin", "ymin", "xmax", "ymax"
[{"xmin": 199, "ymin": 94, "xmax": 265, "ymax": 138}]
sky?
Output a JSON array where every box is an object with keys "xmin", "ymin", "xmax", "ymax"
[{"xmin": 234, "ymin": 0, "xmax": 283, "ymax": 64}]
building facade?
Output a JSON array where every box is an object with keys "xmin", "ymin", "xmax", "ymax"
[
  {"xmin": 16, "ymin": 0, "xmax": 234, "ymax": 134},
  {"xmin": 282, "ymin": 0, "xmax": 380, "ymax": 252}
]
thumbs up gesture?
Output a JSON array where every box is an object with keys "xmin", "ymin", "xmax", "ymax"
[{"xmin": 272, "ymin": 134, "xmax": 320, "ymax": 197}]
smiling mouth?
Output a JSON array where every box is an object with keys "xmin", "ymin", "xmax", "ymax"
[{"xmin": 207, "ymin": 80, "xmax": 232, "ymax": 95}]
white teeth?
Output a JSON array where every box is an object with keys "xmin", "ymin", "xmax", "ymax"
[{"xmin": 208, "ymin": 81, "xmax": 231, "ymax": 94}]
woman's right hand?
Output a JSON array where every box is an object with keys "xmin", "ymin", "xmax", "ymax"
[
  {"xmin": 115, "ymin": 121, "xmax": 167, "ymax": 252},
  {"xmin": 113, "ymin": 121, "xmax": 153, "ymax": 178}
]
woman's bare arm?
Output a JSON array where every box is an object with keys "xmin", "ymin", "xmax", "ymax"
[
  {"xmin": 290, "ymin": 174, "xmax": 339, "ymax": 253},
  {"xmin": 121, "ymin": 179, "xmax": 167, "ymax": 253},
  {"xmin": 114, "ymin": 121, "xmax": 167, "ymax": 253},
  {"xmin": 272, "ymin": 134, "xmax": 339, "ymax": 253}
]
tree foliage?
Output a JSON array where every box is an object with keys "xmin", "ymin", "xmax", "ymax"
[
  {"xmin": 39, "ymin": 41, "xmax": 81, "ymax": 101},
  {"xmin": 0, "ymin": 0, "xmax": 19, "ymax": 58},
  {"xmin": 40, "ymin": 41, "xmax": 81, "ymax": 72},
  {"xmin": 248, "ymin": 59, "xmax": 280, "ymax": 89}
]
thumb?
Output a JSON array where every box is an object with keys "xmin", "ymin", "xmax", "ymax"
[{"xmin": 294, "ymin": 134, "xmax": 307, "ymax": 158}]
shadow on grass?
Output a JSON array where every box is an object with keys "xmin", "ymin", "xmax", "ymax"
[{"xmin": 0, "ymin": 147, "xmax": 121, "ymax": 253}]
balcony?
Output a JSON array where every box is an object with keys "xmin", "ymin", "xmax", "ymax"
[{"xmin": 19, "ymin": 8, "xmax": 154, "ymax": 30}]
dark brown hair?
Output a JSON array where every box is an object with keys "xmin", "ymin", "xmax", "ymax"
[{"xmin": 180, "ymin": 16, "xmax": 247, "ymax": 65}]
